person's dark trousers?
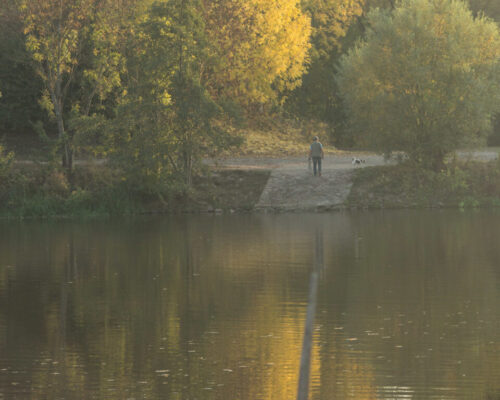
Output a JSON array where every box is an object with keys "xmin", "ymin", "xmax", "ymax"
[{"xmin": 312, "ymin": 157, "xmax": 322, "ymax": 176}]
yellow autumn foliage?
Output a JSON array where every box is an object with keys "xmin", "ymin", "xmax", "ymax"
[
  {"xmin": 204, "ymin": 0, "xmax": 312, "ymax": 105},
  {"xmin": 304, "ymin": 0, "xmax": 365, "ymax": 58}
]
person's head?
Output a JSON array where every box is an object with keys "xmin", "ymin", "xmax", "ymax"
[{"xmin": 313, "ymin": 136, "xmax": 318, "ymax": 141}]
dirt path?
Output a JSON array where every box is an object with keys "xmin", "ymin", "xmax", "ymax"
[{"xmin": 215, "ymin": 154, "xmax": 388, "ymax": 211}]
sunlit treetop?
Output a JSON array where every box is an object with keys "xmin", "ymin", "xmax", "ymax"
[
  {"xmin": 204, "ymin": 0, "xmax": 312, "ymax": 105},
  {"xmin": 303, "ymin": 0, "xmax": 365, "ymax": 59}
]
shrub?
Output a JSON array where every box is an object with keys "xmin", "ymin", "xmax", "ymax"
[{"xmin": 337, "ymin": 0, "xmax": 500, "ymax": 170}]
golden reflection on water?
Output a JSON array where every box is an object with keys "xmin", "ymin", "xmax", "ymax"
[{"xmin": 0, "ymin": 211, "xmax": 499, "ymax": 399}]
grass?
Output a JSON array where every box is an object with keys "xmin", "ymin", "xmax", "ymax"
[{"xmin": 348, "ymin": 159, "xmax": 500, "ymax": 209}]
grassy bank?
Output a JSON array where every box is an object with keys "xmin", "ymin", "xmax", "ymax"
[
  {"xmin": 348, "ymin": 160, "xmax": 500, "ymax": 209},
  {"xmin": 0, "ymin": 162, "xmax": 270, "ymax": 218},
  {"xmin": 0, "ymin": 116, "xmax": 330, "ymax": 218},
  {"xmin": 4, "ymin": 159, "xmax": 500, "ymax": 217}
]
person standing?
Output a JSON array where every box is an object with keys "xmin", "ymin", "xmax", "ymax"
[{"xmin": 309, "ymin": 136, "xmax": 324, "ymax": 176}]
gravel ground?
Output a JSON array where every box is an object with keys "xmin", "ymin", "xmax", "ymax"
[{"xmin": 253, "ymin": 155, "xmax": 388, "ymax": 211}]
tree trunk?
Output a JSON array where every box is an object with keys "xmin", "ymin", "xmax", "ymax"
[
  {"xmin": 55, "ymin": 111, "xmax": 73, "ymax": 171},
  {"xmin": 431, "ymin": 149, "xmax": 446, "ymax": 171},
  {"xmin": 51, "ymin": 79, "xmax": 72, "ymax": 173},
  {"xmin": 183, "ymin": 150, "xmax": 192, "ymax": 186}
]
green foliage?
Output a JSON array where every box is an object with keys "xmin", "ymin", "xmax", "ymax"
[
  {"xmin": 107, "ymin": 0, "xmax": 237, "ymax": 193},
  {"xmin": 337, "ymin": 0, "xmax": 500, "ymax": 169},
  {"xmin": 458, "ymin": 196, "xmax": 480, "ymax": 209},
  {"xmin": 18, "ymin": 0, "xmax": 129, "ymax": 171},
  {"xmin": 0, "ymin": 0, "xmax": 46, "ymax": 133}
]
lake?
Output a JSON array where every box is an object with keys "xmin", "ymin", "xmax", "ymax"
[{"xmin": 0, "ymin": 210, "xmax": 499, "ymax": 399}]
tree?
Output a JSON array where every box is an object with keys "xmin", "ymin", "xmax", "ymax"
[
  {"xmin": 0, "ymin": 0, "xmax": 46, "ymax": 134},
  {"xmin": 19, "ymin": 0, "xmax": 126, "ymax": 172},
  {"xmin": 203, "ymin": 0, "xmax": 312, "ymax": 106},
  {"xmin": 109, "ymin": 0, "xmax": 234, "ymax": 192},
  {"xmin": 337, "ymin": 0, "xmax": 500, "ymax": 169},
  {"xmin": 303, "ymin": 0, "xmax": 365, "ymax": 60},
  {"xmin": 469, "ymin": 0, "xmax": 500, "ymax": 146}
]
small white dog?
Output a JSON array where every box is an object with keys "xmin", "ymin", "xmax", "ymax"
[{"xmin": 352, "ymin": 157, "xmax": 365, "ymax": 165}]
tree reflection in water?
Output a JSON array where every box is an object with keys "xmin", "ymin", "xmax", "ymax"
[{"xmin": 0, "ymin": 211, "xmax": 498, "ymax": 399}]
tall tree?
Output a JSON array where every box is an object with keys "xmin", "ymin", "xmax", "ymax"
[
  {"xmin": 203, "ymin": 0, "xmax": 312, "ymax": 106},
  {"xmin": 110, "ymin": 0, "xmax": 232, "ymax": 191},
  {"xmin": 303, "ymin": 0, "xmax": 365, "ymax": 60},
  {"xmin": 19, "ymin": 0, "xmax": 126, "ymax": 171},
  {"xmin": 337, "ymin": 0, "xmax": 500, "ymax": 169},
  {"xmin": 0, "ymin": 0, "xmax": 45, "ymax": 134},
  {"xmin": 153, "ymin": 0, "xmax": 221, "ymax": 185},
  {"xmin": 469, "ymin": 0, "xmax": 500, "ymax": 144}
]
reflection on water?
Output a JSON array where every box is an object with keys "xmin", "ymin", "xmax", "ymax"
[{"xmin": 0, "ymin": 210, "xmax": 499, "ymax": 399}]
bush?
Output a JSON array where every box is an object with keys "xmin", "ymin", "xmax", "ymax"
[{"xmin": 337, "ymin": 0, "xmax": 500, "ymax": 169}]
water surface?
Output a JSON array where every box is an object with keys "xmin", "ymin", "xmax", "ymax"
[{"xmin": 0, "ymin": 210, "xmax": 499, "ymax": 399}]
